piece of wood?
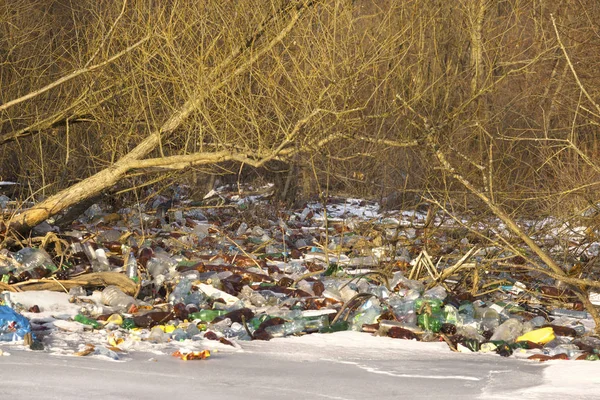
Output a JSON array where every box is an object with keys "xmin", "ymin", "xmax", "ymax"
[
  {"xmin": 0, "ymin": 282, "xmax": 19, "ymax": 292},
  {"xmin": 11, "ymin": 272, "xmax": 137, "ymax": 295},
  {"xmin": 9, "ymin": 0, "xmax": 320, "ymax": 234}
]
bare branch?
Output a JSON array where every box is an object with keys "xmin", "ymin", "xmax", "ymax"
[
  {"xmin": 551, "ymin": 14, "xmax": 600, "ymax": 117},
  {"xmin": 0, "ymin": 35, "xmax": 150, "ymax": 113}
]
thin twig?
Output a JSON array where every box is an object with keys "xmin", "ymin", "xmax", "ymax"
[{"xmin": 0, "ymin": 36, "xmax": 150, "ymax": 113}]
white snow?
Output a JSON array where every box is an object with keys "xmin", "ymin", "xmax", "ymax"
[{"xmin": 2, "ymin": 290, "xmax": 600, "ymax": 398}]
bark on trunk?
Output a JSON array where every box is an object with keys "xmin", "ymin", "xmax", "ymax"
[{"xmin": 9, "ymin": 0, "xmax": 320, "ymax": 233}]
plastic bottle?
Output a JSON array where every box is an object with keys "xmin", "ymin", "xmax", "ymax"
[
  {"xmin": 474, "ymin": 306, "xmax": 500, "ymax": 332},
  {"xmin": 322, "ymin": 281, "xmax": 343, "ymax": 302},
  {"xmin": 456, "ymin": 325, "xmax": 486, "ymax": 342},
  {"xmin": 148, "ymin": 326, "xmax": 169, "ymax": 343},
  {"xmin": 101, "ymin": 285, "xmax": 137, "ymax": 310},
  {"xmin": 458, "ymin": 302, "xmax": 475, "ymax": 318},
  {"xmin": 240, "ymin": 286, "xmax": 267, "ymax": 307},
  {"xmin": 188, "ymin": 309, "xmax": 227, "ymax": 322},
  {"xmin": 81, "ymin": 242, "xmax": 100, "ymax": 270},
  {"xmin": 545, "ymin": 343, "xmax": 580, "ymax": 358},
  {"xmin": 74, "ymin": 314, "xmax": 101, "ymax": 329},
  {"xmin": 443, "ymin": 304, "xmax": 459, "ymax": 325},
  {"xmin": 339, "ymin": 285, "xmax": 359, "ymax": 302},
  {"xmin": 319, "ymin": 320, "xmax": 349, "ymax": 333},
  {"xmin": 418, "ymin": 313, "xmax": 442, "ymax": 332},
  {"xmin": 95, "ymin": 346, "xmax": 120, "ymax": 360},
  {"xmin": 248, "ymin": 314, "xmax": 271, "ymax": 331},
  {"xmin": 225, "ymin": 322, "xmax": 250, "ymax": 340},
  {"xmin": 93, "ymin": 248, "xmax": 110, "ymax": 272},
  {"xmin": 125, "ymin": 251, "xmax": 138, "ymax": 282},
  {"xmin": 378, "ymin": 319, "xmax": 421, "ymax": 334},
  {"xmin": 550, "ymin": 308, "xmax": 589, "ymax": 319},
  {"xmin": 147, "ymin": 257, "xmax": 170, "ymax": 278},
  {"xmin": 197, "ymin": 283, "xmax": 239, "ymax": 305},
  {"xmin": 170, "ymin": 278, "xmax": 192, "ymax": 304},
  {"xmin": 490, "ymin": 318, "xmax": 524, "ymax": 343},
  {"xmin": 171, "ymin": 328, "xmax": 188, "ymax": 341},
  {"xmin": 265, "ymin": 318, "xmax": 305, "ymax": 337},
  {"xmin": 1, "ymin": 292, "xmax": 12, "ymax": 308},
  {"xmin": 423, "ymin": 285, "xmax": 447, "ymax": 301},
  {"xmin": 350, "ymin": 299, "xmax": 381, "ymax": 331},
  {"xmin": 13, "ymin": 247, "xmax": 57, "ymax": 276},
  {"xmin": 186, "ymin": 323, "xmax": 202, "ymax": 338},
  {"xmin": 302, "ymin": 310, "xmax": 335, "ymax": 332},
  {"xmin": 236, "ymin": 222, "xmax": 248, "ymax": 237},
  {"xmin": 414, "ymin": 298, "xmax": 443, "ymax": 313},
  {"xmin": 529, "ymin": 316, "xmax": 547, "ymax": 327},
  {"xmin": 147, "ymin": 248, "xmax": 177, "ymax": 277}
]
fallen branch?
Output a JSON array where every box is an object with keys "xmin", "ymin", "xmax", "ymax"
[
  {"xmin": 0, "ymin": 282, "xmax": 19, "ymax": 293},
  {"xmin": 397, "ymin": 95, "xmax": 600, "ymax": 332},
  {"xmin": 9, "ymin": 0, "xmax": 322, "ymax": 233},
  {"xmin": 11, "ymin": 272, "xmax": 137, "ymax": 296}
]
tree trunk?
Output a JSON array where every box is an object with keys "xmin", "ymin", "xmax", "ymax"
[{"xmin": 8, "ymin": 0, "xmax": 320, "ymax": 233}]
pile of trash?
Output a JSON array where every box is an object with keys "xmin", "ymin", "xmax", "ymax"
[{"xmin": 1, "ymin": 183, "xmax": 600, "ymax": 362}]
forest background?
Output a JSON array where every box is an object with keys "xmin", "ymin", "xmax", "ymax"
[
  {"xmin": 1, "ymin": 0, "xmax": 599, "ymax": 223},
  {"xmin": 2, "ymin": 1, "xmax": 600, "ymax": 318}
]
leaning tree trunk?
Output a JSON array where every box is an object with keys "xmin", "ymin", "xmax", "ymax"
[{"xmin": 9, "ymin": 0, "xmax": 320, "ymax": 233}]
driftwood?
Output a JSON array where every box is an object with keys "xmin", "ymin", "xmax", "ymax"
[
  {"xmin": 0, "ymin": 282, "xmax": 19, "ymax": 292},
  {"xmin": 8, "ymin": 272, "xmax": 137, "ymax": 296}
]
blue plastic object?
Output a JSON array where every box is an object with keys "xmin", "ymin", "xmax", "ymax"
[{"xmin": 0, "ymin": 305, "xmax": 32, "ymax": 341}]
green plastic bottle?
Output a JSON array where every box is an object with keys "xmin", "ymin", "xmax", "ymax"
[
  {"xmin": 188, "ymin": 309, "xmax": 227, "ymax": 322},
  {"xmin": 121, "ymin": 318, "xmax": 137, "ymax": 329},
  {"xmin": 417, "ymin": 313, "xmax": 441, "ymax": 332},
  {"xmin": 414, "ymin": 298, "xmax": 443, "ymax": 313},
  {"xmin": 319, "ymin": 320, "xmax": 349, "ymax": 333},
  {"xmin": 249, "ymin": 314, "xmax": 271, "ymax": 330},
  {"xmin": 74, "ymin": 314, "xmax": 101, "ymax": 329}
]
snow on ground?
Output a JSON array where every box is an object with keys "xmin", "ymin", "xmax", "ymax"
[
  {"xmin": 2, "ymin": 290, "xmax": 600, "ymax": 399},
  {"xmin": 4, "ymin": 192, "xmax": 600, "ymax": 398}
]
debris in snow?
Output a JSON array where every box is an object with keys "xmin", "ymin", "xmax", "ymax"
[{"xmin": 0, "ymin": 184, "xmax": 599, "ymax": 364}]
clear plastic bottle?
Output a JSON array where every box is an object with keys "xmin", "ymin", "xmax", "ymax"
[
  {"xmin": 490, "ymin": 318, "xmax": 523, "ymax": 342},
  {"xmin": 14, "ymin": 247, "xmax": 57, "ymax": 274},
  {"xmin": 124, "ymin": 250, "xmax": 138, "ymax": 282},
  {"xmin": 236, "ymin": 222, "xmax": 248, "ymax": 237},
  {"xmin": 148, "ymin": 326, "xmax": 169, "ymax": 343},
  {"xmin": 474, "ymin": 306, "xmax": 500, "ymax": 332},
  {"xmin": 390, "ymin": 299, "xmax": 417, "ymax": 326},
  {"xmin": 550, "ymin": 308, "xmax": 589, "ymax": 319},
  {"xmin": 423, "ymin": 285, "xmax": 447, "ymax": 301},
  {"xmin": 265, "ymin": 318, "xmax": 306, "ymax": 337},
  {"xmin": 351, "ymin": 300, "xmax": 381, "ymax": 331},
  {"xmin": 239, "ymin": 286, "xmax": 267, "ymax": 307},
  {"xmin": 93, "ymin": 248, "xmax": 110, "ymax": 272},
  {"xmin": 101, "ymin": 286, "xmax": 137, "ymax": 310}
]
